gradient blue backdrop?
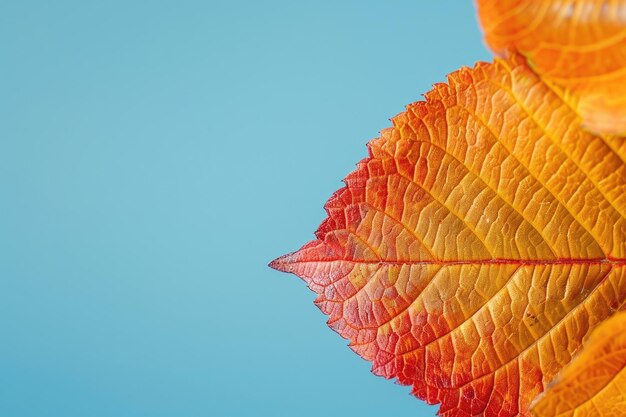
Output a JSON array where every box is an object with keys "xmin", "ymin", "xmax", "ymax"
[{"xmin": 0, "ymin": 1, "xmax": 491, "ymax": 416}]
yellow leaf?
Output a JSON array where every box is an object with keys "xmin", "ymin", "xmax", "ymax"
[{"xmin": 531, "ymin": 311, "xmax": 626, "ymax": 417}]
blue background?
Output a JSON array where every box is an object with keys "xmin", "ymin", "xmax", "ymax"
[{"xmin": 0, "ymin": 1, "xmax": 491, "ymax": 416}]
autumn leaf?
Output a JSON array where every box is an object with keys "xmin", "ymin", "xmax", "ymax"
[
  {"xmin": 475, "ymin": 0, "xmax": 626, "ymax": 135},
  {"xmin": 531, "ymin": 311, "xmax": 626, "ymax": 417},
  {"xmin": 270, "ymin": 55, "xmax": 626, "ymax": 416}
]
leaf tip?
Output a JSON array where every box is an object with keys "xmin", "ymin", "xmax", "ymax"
[{"xmin": 268, "ymin": 251, "xmax": 298, "ymax": 273}]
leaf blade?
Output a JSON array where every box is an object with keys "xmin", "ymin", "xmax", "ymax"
[{"xmin": 271, "ymin": 56, "xmax": 626, "ymax": 416}]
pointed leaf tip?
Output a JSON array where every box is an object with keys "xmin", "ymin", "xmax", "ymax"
[
  {"xmin": 268, "ymin": 252, "xmax": 297, "ymax": 273},
  {"xmin": 268, "ymin": 256, "xmax": 286, "ymax": 272}
]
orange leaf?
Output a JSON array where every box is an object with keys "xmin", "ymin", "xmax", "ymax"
[
  {"xmin": 475, "ymin": 0, "xmax": 626, "ymax": 135},
  {"xmin": 270, "ymin": 56, "xmax": 626, "ymax": 416},
  {"xmin": 531, "ymin": 311, "xmax": 626, "ymax": 417}
]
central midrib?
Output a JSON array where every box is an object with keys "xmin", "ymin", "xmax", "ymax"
[{"xmin": 283, "ymin": 257, "xmax": 626, "ymax": 266}]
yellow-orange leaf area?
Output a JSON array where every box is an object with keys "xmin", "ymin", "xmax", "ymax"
[
  {"xmin": 475, "ymin": 0, "xmax": 626, "ymax": 135},
  {"xmin": 270, "ymin": 56, "xmax": 626, "ymax": 417},
  {"xmin": 532, "ymin": 311, "xmax": 626, "ymax": 417}
]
